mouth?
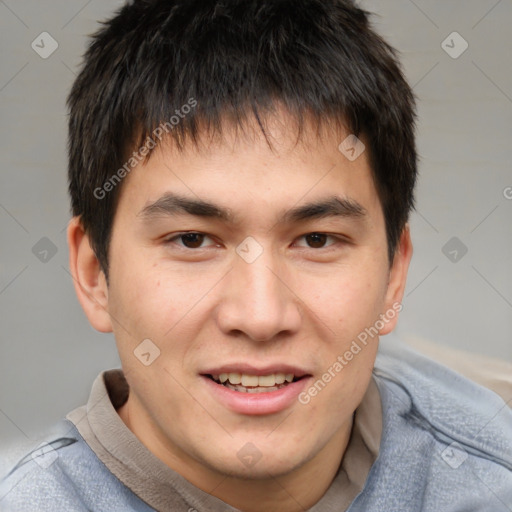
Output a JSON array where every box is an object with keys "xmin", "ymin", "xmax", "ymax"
[
  {"xmin": 200, "ymin": 365, "xmax": 312, "ymax": 415},
  {"xmin": 204, "ymin": 372, "xmax": 306, "ymax": 393}
]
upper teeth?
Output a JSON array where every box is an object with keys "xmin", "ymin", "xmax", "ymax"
[{"xmin": 212, "ymin": 373, "xmax": 295, "ymax": 387}]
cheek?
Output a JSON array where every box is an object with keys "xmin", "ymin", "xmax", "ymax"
[
  {"xmin": 108, "ymin": 251, "xmax": 224, "ymax": 355},
  {"xmin": 106, "ymin": 256, "xmax": 179, "ymax": 347},
  {"xmin": 300, "ymin": 259, "xmax": 386, "ymax": 421},
  {"xmin": 305, "ymin": 261, "xmax": 388, "ymax": 338}
]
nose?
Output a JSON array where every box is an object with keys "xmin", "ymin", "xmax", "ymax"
[{"xmin": 215, "ymin": 249, "xmax": 302, "ymax": 342}]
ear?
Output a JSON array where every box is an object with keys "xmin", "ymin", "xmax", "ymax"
[
  {"xmin": 67, "ymin": 217, "xmax": 113, "ymax": 333},
  {"xmin": 379, "ymin": 225, "xmax": 413, "ymax": 335}
]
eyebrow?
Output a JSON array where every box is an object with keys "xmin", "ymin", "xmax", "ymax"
[{"xmin": 138, "ymin": 193, "xmax": 367, "ymax": 225}]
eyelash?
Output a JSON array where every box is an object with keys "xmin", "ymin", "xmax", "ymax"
[{"xmin": 164, "ymin": 232, "xmax": 344, "ymax": 251}]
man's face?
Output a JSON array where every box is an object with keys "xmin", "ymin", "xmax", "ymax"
[{"xmin": 99, "ymin": 113, "xmax": 409, "ymax": 479}]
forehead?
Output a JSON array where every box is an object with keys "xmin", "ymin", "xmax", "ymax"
[{"xmin": 115, "ymin": 109, "xmax": 382, "ymax": 228}]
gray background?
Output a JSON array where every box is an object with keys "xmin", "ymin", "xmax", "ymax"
[{"xmin": 1, "ymin": 0, "xmax": 511, "ymax": 455}]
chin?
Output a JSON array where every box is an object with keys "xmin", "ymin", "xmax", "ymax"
[{"xmin": 201, "ymin": 438, "xmax": 312, "ymax": 480}]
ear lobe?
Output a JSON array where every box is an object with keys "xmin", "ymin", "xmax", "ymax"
[
  {"xmin": 379, "ymin": 225, "xmax": 413, "ymax": 336},
  {"xmin": 67, "ymin": 217, "xmax": 113, "ymax": 333}
]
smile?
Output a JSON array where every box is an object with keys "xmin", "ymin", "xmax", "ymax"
[
  {"xmin": 208, "ymin": 372, "xmax": 301, "ymax": 393},
  {"xmin": 201, "ymin": 368, "xmax": 312, "ymax": 415}
]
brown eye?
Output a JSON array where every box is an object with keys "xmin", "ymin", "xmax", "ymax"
[
  {"xmin": 180, "ymin": 233, "xmax": 206, "ymax": 248},
  {"xmin": 304, "ymin": 233, "xmax": 328, "ymax": 248}
]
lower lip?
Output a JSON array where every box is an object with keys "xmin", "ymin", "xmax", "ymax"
[{"xmin": 201, "ymin": 375, "xmax": 311, "ymax": 415}]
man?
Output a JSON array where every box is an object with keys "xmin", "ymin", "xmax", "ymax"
[{"xmin": 1, "ymin": 0, "xmax": 511, "ymax": 510}]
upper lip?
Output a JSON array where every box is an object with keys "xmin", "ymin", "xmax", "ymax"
[{"xmin": 201, "ymin": 363, "xmax": 311, "ymax": 378}]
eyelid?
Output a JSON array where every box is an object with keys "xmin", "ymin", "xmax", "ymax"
[
  {"xmin": 293, "ymin": 233, "xmax": 345, "ymax": 249},
  {"xmin": 165, "ymin": 231, "xmax": 219, "ymax": 249},
  {"xmin": 163, "ymin": 231, "xmax": 348, "ymax": 250}
]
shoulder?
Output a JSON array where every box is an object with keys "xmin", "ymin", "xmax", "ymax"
[
  {"xmin": 366, "ymin": 335, "xmax": 512, "ymax": 509},
  {"xmin": 396, "ymin": 333, "xmax": 512, "ymax": 404},
  {"xmin": 0, "ymin": 418, "xmax": 153, "ymax": 512},
  {"xmin": 375, "ymin": 335, "xmax": 512, "ymax": 457}
]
